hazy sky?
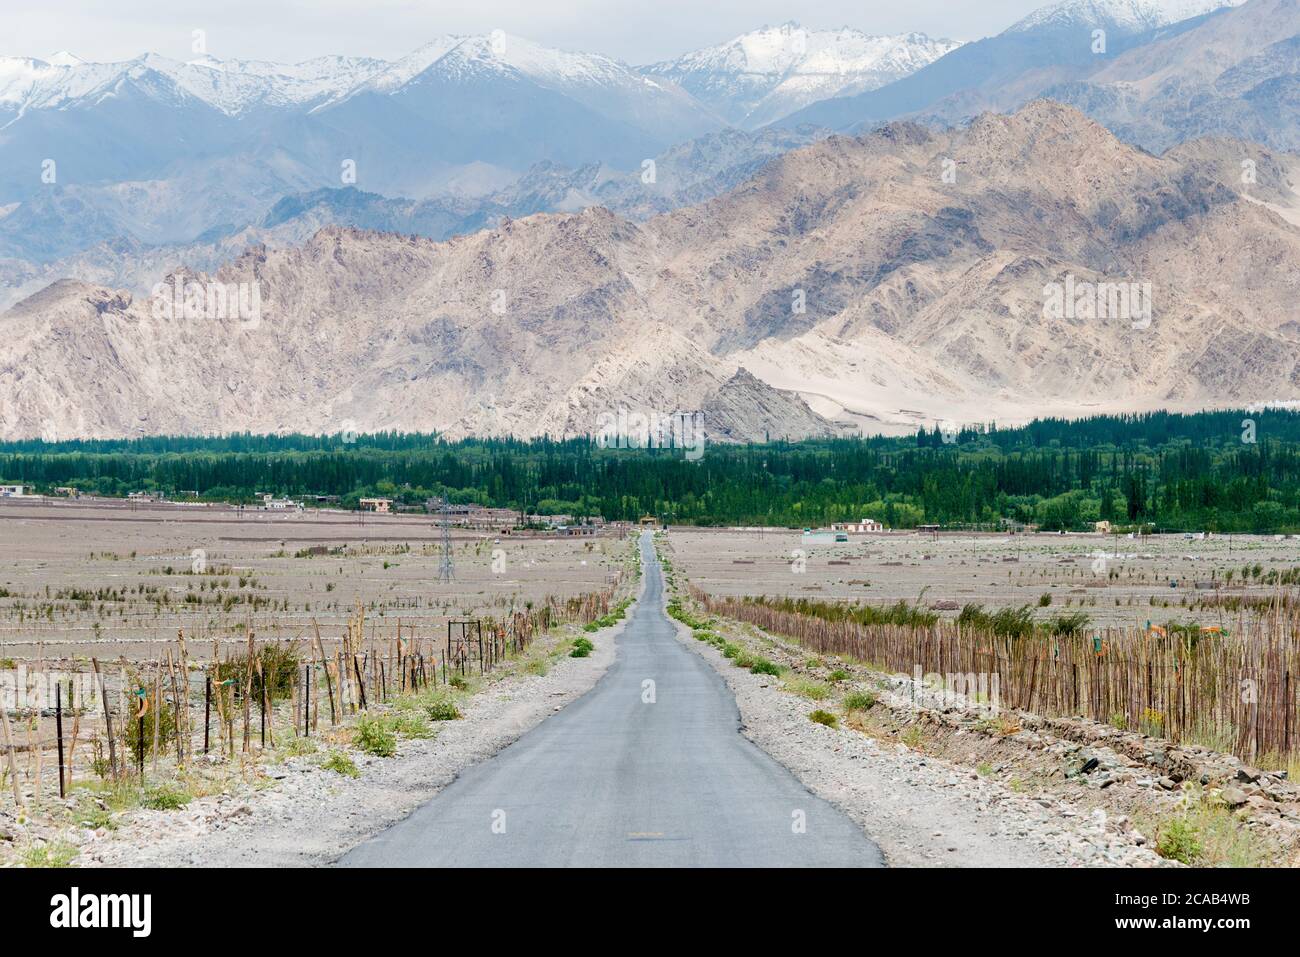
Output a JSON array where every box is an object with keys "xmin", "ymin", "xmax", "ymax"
[{"xmin": 7, "ymin": 0, "xmax": 1052, "ymax": 65}]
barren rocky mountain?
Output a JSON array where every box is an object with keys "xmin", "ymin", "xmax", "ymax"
[
  {"xmin": 1042, "ymin": 0, "xmax": 1300, "ymax": 152},
  {"xmin": 0, "ymin": 125, "xmax": 827, "ymax": 313},
  {"xmin": 3, "ymin": 101, "xmax": 1298, "ymax": 442}
]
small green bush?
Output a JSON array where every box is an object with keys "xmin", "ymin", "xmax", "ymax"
[
  {"xmin": 213, "ymin": 642, "xmax": 303, "ymax": 700},
  {"xmin": 1155, "ymin": 818, "xmax": 1202, "ymax": 865},
  {"xmin": 842, "ymin": 691, "xmax": 877, "ymax": 712},
  {"xmin": 570, "ymin": 637, "xmax": 595, "ymax": 658},
  {"xmin": 449, "ymin": 674, "xmax": 469, "ymax": 690},
  {"xmin": 386, "ymin": 713, "xmax": 432, "ymax": 739},
  {"xmin": 425, "ymin": 698, "xmax": 461, "ymax": 721},
  {"xmin": 322, "ymin": 751, "xmax": 360, "ymax": 778},
  {"xmin": 828, "ymin": 668, "xmax": 851, "ymax": 682},
  {"xmin": 809, "ymin": 709, "xmax": 839, "ymax": 728},
  {"xmin": 751, "ymin": 659, "xmax": 781, "ymax": 676},
  {"xmin": 721, "ymin": 643, "xmax": 740, "ymax": 659},
  {"xmin": 76, "ymin": 805, "xmax": 116, "ymax": 831},
  {"xmin": 142, "ymin": 783, "xmax": 192, "ymax": 810},
  {"xmin": 355, "ymin": 717, "xmax": 398, "ymax": 757}
]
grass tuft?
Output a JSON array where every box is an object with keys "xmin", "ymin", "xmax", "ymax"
[
  {"xmin": 808, "ymin": 709, "xmax": 839, "ymax": 728},
  {"xmin": 322, "ymin": 751, "xmax": 360, "ymax": 778}
]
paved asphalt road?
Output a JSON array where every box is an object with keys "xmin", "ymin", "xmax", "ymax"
[{"xmin": 339, "ymin": 532, "xmax": 884, "ymax": 867}]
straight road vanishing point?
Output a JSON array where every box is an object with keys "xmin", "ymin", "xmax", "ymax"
[{"xmin": 341, "ymin": 533, "xmax": 885, "ymax": 867}]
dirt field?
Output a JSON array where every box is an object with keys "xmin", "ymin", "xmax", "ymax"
[
  {"xmin": 0, "ymin": 497, "xmax": 632, "ymax": 663},
  {"xmin": 664, "ymin": 527, "xmax": 1300, "ymax": 629}
]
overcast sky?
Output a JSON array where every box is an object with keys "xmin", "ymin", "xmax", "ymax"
[{"xmin": 7, "ymin": 0, "xmax": 1052, "ymax": 65}]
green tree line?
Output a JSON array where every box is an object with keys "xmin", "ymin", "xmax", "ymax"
[{"xmin": 2, "ymin": 411, "xmax": 1299, "ymax": 532}]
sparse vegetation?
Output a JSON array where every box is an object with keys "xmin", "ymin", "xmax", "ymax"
[
  {"xmin": 141, "ymin": 782, "xmax": 192, "ymax": 810},
  {"xmin": 322, "ymin": 751, "xmax": 360, "ymax": 778},
  {"xmin": 20, "ymin": 841, "xmax": 78, "ymax": 868},
  {"xmin": 783, "ymin": 676, "xmax": 830, "ymax": 701},
  {"xmin": 425, "ymin": 698, "xmax": 461, "ymax": 721},
  {"xmin": 808, "ymin": 709, "xmax": 838, "ymax": 728},
  {"xmin": 842, "ymin": 690, "xmax": 876, "ymax": 713},
  {"xmin": 354, "ymin": 716, "xmax": 398, "ymax": 757}
]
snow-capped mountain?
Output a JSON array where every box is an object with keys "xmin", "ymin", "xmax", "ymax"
[
  {"xmin": 774, "ymin": 0, "xmax": 1249, "ymax": 130},
  {"xmin": 1007, "ymin": 0, "xmax": 1248, "ymax": 33},
  {"xmin": 0, "ymin": 2, "xmax": 1282, "ymax": 276},
  {"xmin": 643, "ymin": 23, "xmax": 961, "ymax": 128},
  {"xmin": 0, "ymin": 51, "xmax": 388, "ymax": 118},
  {"xmin": 320, "ymin": 32, "xmax": 720, "ymax": 168},
  {"xmin": 0, "ymin": 32, "xmax": 722, "ymax": 204}
]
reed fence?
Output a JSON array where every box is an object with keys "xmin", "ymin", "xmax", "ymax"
[{"xmin": 692, "ymin": 586, "xmax": 1300, "ymax": 764}]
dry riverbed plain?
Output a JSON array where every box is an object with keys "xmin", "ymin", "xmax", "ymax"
[
  {"xmin": 665, "ymin": 527, "xmax": 1300, "ymax": 629},
  {"xmin": 0, "ymin": 497, "xmax": 627, "ymax": 663}
]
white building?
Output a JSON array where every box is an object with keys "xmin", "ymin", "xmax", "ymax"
[
  {"xmin": 259, "ymin": 492, "xmax": 302, "ymax": 511},
  {"xmin": 0, "ymin": 484, "xmax": 28, "ymax": 498},
  {"xmin": 830, "ymin": 518, "xmax": 883, "ymax": 534}
]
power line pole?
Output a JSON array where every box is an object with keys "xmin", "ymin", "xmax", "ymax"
[{"xmin": 438, "ymin": 499, "xmax": 455, "ymax": 583}]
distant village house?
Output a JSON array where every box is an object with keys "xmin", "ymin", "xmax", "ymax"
[{"xmin": 830, "ymin": 519, "xmax": 883, "ymax": 534}]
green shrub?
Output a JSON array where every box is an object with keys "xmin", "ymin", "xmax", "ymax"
[
  {"xmin": 355, "ymin": 717, "xmax": 397, "ymax": 757},
  {"xmin": 425, "ymin": 698, "xmax": 461, "ymax": 721},
  {"xmin": 76, "ymin": 805, "xmax": 116, "ymax": 831},
  {"xmin": 142, "ymin": 783, "xmax": 192, "ymax": 810},
  {"xmin": 733, "ymin": 651, "xmax": 756, "ymax": 668},
  {"xmin": 570, "ymin": 637, "xmax": 595, "ymax": 658},
  {"xmin": 809, "ymin": 709, "xmax": 839, "ymax": 728},
  {"xmin": 1155, "ymin": 818, "xmax": 1202, "ymax": 865},
  {"xmin": 843, "ymin": 691, "xmax": 876, "ymax": 712},
  {"xmin": 721, "ymin": 643, "xmax": 740, "ymax": 659},
  {"xmin": 449, "ymin": 674, "xmax": 469, "ymax": 690},
  {"xmin": 751, "ymin": 659, "xmax": 781, "ymax": 676},
  {"xmin": 213, "ymin": 642, "xmax": 302, "ymax": 700},
  {"xmin": 1049, "ymin": 611, "xmax": 1092, "ymax": 637},
  {"xmin": 386, "ymin": 712, "xmax": 432, "ymax": 739},
  {"xmin": 1038, "ymin": 593, "xmax": 1053, "ymax": 607},
  {"xmin": 322, "ymin": 751, "xmax": 359, "ymax": 778},
  {"xmin": 124, "ymin": 693, "xmax": 177, "ymax": 757},
  {"xmin": 828, "ymin": 668, "xmax": 851, "ymax": 682}
]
